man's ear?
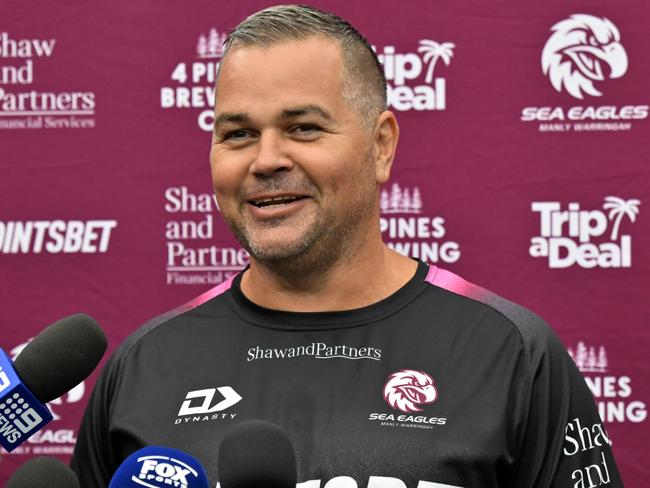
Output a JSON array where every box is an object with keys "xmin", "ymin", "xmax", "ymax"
[{"xmin": 373, "ymin": 111, "xmax": 400, "ymax": 184}]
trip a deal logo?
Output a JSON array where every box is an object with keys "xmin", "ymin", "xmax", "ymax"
[
  {"xmin": 529, "ymin": 196, "xmax": 640, "ymax": 269},
  {"xmin": 368, "ymin": 369, "xmax": 446, "ymax": 429},
  {"xmin": 521, "ymin": 14, "xmax": 648, "ymax": 132}
]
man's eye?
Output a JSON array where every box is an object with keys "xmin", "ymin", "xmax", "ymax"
[
  {"xmin": 290, "ymin": 124, "xmax": 322, "ymax": 137},
  {"xmin": 224, "ymin": 129, "xmax": 251, "ymax": 141}
]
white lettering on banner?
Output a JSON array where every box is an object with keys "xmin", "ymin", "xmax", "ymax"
[
  {"xmin": 520, "ymin": 14, "xmax": 648, "ymax": 132},
  {"xmin": 568, "ymin": 342, "xmax": 647, "ymax": 424},
  {"xmin": 164, "ymin": 186, "xmax": 245, "ymax": 286},
  {"xmin": 0, "ymin": 220, "xmax": 117, "ymax": 254},
  {"xmin": 529, "ymin": 197, "xmax": 640, "ymax": 268},
  {"xmin": 0, "ymin": 33, "xmax": 97, "ymax": 130},
  {"xmin": 374, "ymin": 41, "xmax": 455, "ymax": 112},
  {"xmin": 296, "ymin": 478, "xmax": 464, "ymax": 488},
  {"xmin": 381, "ymin": 183, "xmax": 461, "ymax": 264}
]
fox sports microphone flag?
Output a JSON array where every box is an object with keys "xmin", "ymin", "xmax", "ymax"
[{"xmin": 108, "ymin": 446, "xmax": 210, "ymax": 488}]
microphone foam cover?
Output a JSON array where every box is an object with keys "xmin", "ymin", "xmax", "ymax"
[
  {"xmin": 13, "ymin": 313, "xmax": 107, "ymax": 403},
  {"xmin": 6, "ymin": 456, "xmax": 79, "ymax": 488},
  {"xmin": 218, "ymin": 420, "xmax": 297, "ymax": 488}
]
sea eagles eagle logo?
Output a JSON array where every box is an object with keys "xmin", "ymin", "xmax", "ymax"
[
  {"xmin": 541, "ymin": 14, "xmax": 628, "ymax": 99},
  {"xmin": 383, "ymin": 369, "xmax": 437, "ymax": 413}
]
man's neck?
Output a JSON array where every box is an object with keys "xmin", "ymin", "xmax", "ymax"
[{"xmin": 240, "ymin": 244, "xmax": 418, "ymax": 312}]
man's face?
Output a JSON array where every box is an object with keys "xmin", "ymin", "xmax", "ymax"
[{"xmin": 210, "ymin": 37, "xmax": 380, "ymax": 266}]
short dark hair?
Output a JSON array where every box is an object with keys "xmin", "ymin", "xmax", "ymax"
[{"xmin": 222, "ymin": 4, "xmax": 387, "ymax": 127}]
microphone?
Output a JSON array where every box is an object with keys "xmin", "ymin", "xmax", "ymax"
[
  {"xmin": 6, "ymin": 456, "xmax": 80, "ymax": 487},
  {"xmin": 108, "ymin": 446, "xmax": 210, "ymax": 488},
  {"xmin": 218, "ymin": 420, "xmax": 297, "ymax": 488},
  {"xmin": 0, "ymin": 313, "xmax": 107, "ymax": 452}
]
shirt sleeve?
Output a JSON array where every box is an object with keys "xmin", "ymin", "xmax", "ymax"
[
  {"xmin": 508, "ymin": 317, "xmax": 624, "ymax": 488},
  {"xmin": 70, "ymin": 346, "xmax": 124, "ymax": 487}
]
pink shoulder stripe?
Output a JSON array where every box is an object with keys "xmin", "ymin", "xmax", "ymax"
[
  {"xmin": 425, "ymin": 264, "xmax": 488, "ymax": 300},
  {"xmin": 177, "ymin": 274, "xmax": 236, "ymax": 314}
]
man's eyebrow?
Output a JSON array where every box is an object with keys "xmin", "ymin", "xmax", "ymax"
[
  {"xmin": 213, "ymin": 113, "xmax": 250, "ymax": 131},
  {"xmin": 280, "ymin": 105, "xmax": 333, "ymax": 121}
]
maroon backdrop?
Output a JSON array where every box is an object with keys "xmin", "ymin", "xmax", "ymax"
[{"xmin": 1, "ymin": 1, "xmax": 648, "ymax": 485}]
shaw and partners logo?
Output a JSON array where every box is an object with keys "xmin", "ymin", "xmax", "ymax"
[
  {"xmin": 247, "ymin": 342, "xmax": 382, "ymax": 362},
  {"xmin": 529, "ymin": 196, "xmax": 640, "ymax": 268},
  {"xmin": 369, "ymin": 370, "xmax": 445, "ymax": 430},
  {"xmin": 174, "ymin": 386, "xmax": 241, "ymax": 425},
  {"xmin": 521, "ymin": 14, "xmax": 648, "ymax": 132},
  {"xmin": 374, "ymin": 40, "xmax": 455, "ymax": 112}
]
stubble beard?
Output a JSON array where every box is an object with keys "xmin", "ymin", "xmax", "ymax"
[{"xmin": 222, "ymin": 159, "xmax": 378, "ymax": 278}]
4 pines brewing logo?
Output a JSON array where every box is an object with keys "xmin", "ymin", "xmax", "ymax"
[
  {"xmin": 381, "ymin": 183, "xmax": 460, "ymax": 264},
  {"xmin": 568, "ymin": 341, "xmax": 646, "ymax": 424},
  {"xmin": 0, "ymin": 32, "xmax": 96, "ymax": 130},
  {"xmin": 529, "ymin": 196, "xmax": 640, "ymax": 268},
  {"xmin": 521, "ymin": 14, "xmax": 648, "ymax": 133},
  {"xmin": 374, "ymin": 39, "xmax": 455, "ymax": 112},
  {"xmin": 160, "ymin": 27, "xmax": 226, "ymax": 132}
]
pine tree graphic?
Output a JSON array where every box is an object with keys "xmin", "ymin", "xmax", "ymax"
[
  {"xmin": 569, "ymin": 341, "xmax": 608, "ymax": 373},
  {"xmin": 596, "ymin": 346, "xmax": 608, "ymax": 372},
  {"xmin": 197, "ymin": 34, "xmax": 208, "ymax": 57},
  {"xmin": 381, "ymin": 184, "xmax": 423, "ymax": 214}
]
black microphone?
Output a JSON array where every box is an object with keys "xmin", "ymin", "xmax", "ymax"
[
  {"xmin": 218, "ymin": 420, "xmax": 297, "ymax": 488},
  {"xmin": 6, "ymin": 456, "xmax": 80, "ymax": 488},
  {"xmin": 0, "ymin": 313, "xmax": 107, "ymax": 451}
]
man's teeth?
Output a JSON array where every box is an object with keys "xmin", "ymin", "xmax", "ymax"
[{"xmin": 253, "ymin": 196, "xmax": 303, "ymax": 207}]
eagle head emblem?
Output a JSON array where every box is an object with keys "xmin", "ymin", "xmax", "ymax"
[
  {"xmin": 383, "ymin": 369, "xmax": 437, "ymax": 413},
  {"xmin": 541, "ymin": 14, "xmax": 628, "ymax": 99}
]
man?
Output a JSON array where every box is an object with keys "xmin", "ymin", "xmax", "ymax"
[{"xmin": 72, "ymin": 5, "xmax": 623, "ymax": 488}]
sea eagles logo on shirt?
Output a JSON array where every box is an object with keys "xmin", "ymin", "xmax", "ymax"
[
  {"xmin": 541, "ymin": 14, "xmax": 628, "ymax": 100},
  {"xmin": 383, "ymin": 369, "xmax": 437, "ymax": 413}
]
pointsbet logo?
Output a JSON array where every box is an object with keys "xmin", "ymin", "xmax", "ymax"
[
  {"xmin": 521, "ymin": 14, "xmax": 648, "ymax": 132},
  {"xmin": 0, "ymin": 220, "xmax": 117, "ymax": 254},
  {"xmin": 374, "ymin": 40, "xmax": 455, "ymax": 111},
  {"xmin": 529, "ymin": 196, "xmax": 640, "ymax": 268}
]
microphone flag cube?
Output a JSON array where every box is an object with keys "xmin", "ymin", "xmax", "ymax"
[{"xmin": 0, "ymin": 348, "xmax": 53, "ymax": 452}]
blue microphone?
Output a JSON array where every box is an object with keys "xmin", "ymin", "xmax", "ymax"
[
  {"xmin": 109, "ymin": 446, "xmax": 210, "ymax": 488},
  {"xmin": 0, "ymin": 313, "xmax": 106, "ymax": 452}
]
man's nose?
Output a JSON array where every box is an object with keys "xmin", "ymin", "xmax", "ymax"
[{"xmin": 250, "ymin": 131, "xmax": 294, "ymax": 176}]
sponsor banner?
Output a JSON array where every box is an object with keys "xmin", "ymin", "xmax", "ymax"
[
  {"xmin": 0, "ymin": 220, "xmax": 117, "ymax": 254},
  {"xmin": 164, "ymin": 186, "xmax": 246, "ymax": 286},
  {"xmin": 520, "ymin": 14, "xmax": 648, "ymax": 133},
  {"xmin": 0, "ymin": 32, "xmax": 96, "ymax": 130},
  {"xmin": 568, "ymin": 342, "xmax": 647, "ymax": 424},
  {"xmin": 529, "ymin": 197, "xmax": 640, "ymax": 269},
  {"xmin": 160, "ymin": 27, "xmax": 226, "ymax": 132},
  {"xmin": 374, "ymin": 39, "xmax": 454, "ymax": 112},
  {"xmin": 381, "ymin": 183, "xmax": 460, "ymax": 265}
]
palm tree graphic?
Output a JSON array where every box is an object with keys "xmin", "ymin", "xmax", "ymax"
[
  {"xmin": 602, "ymin": 196, "xmax": 641, "ymax": 240},
  {"xmin": 418, "ymin": 40, "xmax": 455, "ymax": 84}
]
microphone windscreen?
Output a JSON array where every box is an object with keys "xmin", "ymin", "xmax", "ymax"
[
  {"xmin": 13, "ymin": 313, "xmax": 107, "ymax": 403},
  {"xmin": 109, "ymin": 445, "xmax": 210, "ymax": 488},
  {"xmin": 218, "ymin": 420, "xmax": 297, "ymax": 488},
  {"xmin": 6, "ymin": 456, "xmax": 79, "ymax": 488}
]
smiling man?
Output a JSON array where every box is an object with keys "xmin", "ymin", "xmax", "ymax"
[{"xmin": 72, "ymin": 5, "xmax": 623, "ymax": 488}]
